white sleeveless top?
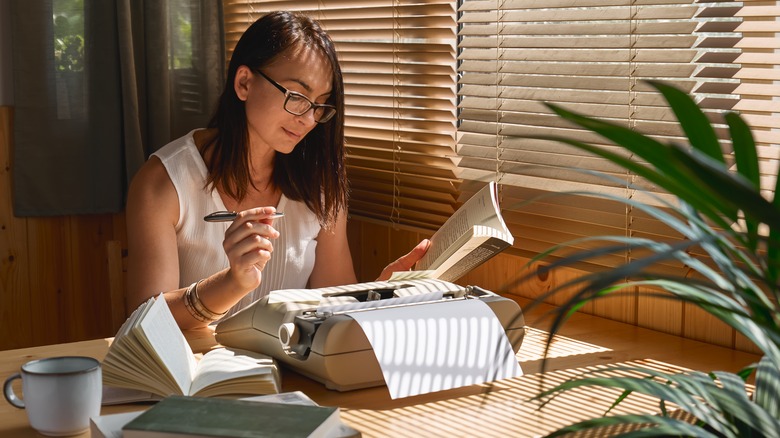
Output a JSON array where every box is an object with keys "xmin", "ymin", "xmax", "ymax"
[{"xmin": 152, "ymin": 130, "xmax": 320, "ymax": 317}]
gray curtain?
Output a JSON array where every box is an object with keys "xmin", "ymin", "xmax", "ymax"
[{"xmin": 11, "ymin": 0, "xmax": 224, "ymax": 216}]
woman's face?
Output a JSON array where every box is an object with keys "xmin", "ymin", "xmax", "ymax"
[{"xmin": 236, "ymin": 46, "xmax": 334, "ymax": 156}]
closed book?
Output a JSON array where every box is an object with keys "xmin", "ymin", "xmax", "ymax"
[{"xmin": 122, "ymin": 395, "xmax": 342, "ymax": 438}]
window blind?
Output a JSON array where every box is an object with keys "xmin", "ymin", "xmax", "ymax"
[
  {"xmin": 458, "ymin": 0, "xmax": 780, "ymax": 272},
  {"xmin": 223, "ymin": 0, "xmax": 460, "ymax": 231}
]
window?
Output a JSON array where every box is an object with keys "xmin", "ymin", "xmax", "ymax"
[
  {"xmin": 11, "ymin": 1, "xmax": 223, "ymax": 215},
  {"xmin": 171, "ymin": 0, "xmax": 211, "ymax": 116},
  {"xmin": 53, "ymin": 0, "xmax": 85, "ymax": 120},
  {"xmin": 457, "ymin": 1, "xmax": 780, "ymax": 271},
  {"xmin": 222, "ymin": 0, "xmax": 460, "ymax": 231}
]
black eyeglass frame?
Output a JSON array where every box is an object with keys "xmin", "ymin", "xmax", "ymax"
[{"xmin": 251, "ymin": 68, "xmax": 337, "ymax": 124}]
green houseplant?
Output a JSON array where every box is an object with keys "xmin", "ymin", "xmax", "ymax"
[{"xmin": 523, "ymin": 81, "xmax": 780, "ymax": 437}]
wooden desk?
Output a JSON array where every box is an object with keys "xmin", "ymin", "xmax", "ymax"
[{"xmin": 1, "ymin": 303, "xmax": 760, "ymax": 437}]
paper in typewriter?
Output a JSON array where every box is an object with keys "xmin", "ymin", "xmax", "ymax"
[{"xmin": 347, "ymin": 299, "xmax": 522, "ymax": 399}]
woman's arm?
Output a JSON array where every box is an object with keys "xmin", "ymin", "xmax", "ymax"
[
  {"xmin": 125, "ymin": 157, "xmax": 183, "ymax": 312},
  {"xmin": 308, "ymin": 210, "xmax": 358, "ymax": 288},
  {"xmin": 125, "ymin": 158, "xmax": 280, "ymax": 329}
]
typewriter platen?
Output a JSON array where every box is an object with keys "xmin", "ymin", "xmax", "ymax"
[{"xmin": 214, "ymin": 279, "xmax": 526, "ymax": 392}]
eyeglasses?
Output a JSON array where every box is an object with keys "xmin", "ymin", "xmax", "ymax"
[{"xmin": 252, "ymin": 69, "xmax": 337, "ymax": 124}]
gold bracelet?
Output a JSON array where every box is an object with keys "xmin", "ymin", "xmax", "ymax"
[
  {"xmin": 183, "ymin": 282, "xmax": 210, "ymax": 323},
  {"xmin": 190, "ymin": 280, "xmax": 228, "ymax": 322}
]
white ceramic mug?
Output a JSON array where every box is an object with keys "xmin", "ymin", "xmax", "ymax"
[{"xmin": 3, "ymin": 356, "xmax": 102, "ymax": 436}]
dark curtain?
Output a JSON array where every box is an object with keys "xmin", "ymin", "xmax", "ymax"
[{"xmin": 11, "ymin": 0, "xmax": 224, "ymax": 216}]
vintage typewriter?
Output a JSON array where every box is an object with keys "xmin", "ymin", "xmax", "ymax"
[{"xmin": 215, "ymin": 278, "xmax": 526, "ymax": 391}]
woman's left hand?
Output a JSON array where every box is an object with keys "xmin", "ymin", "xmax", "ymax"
[{"xmin": 376, "ymin": 239, "xmax": 431, "ymax": 281}]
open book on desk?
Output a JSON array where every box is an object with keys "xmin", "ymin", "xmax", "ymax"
[
  {"xmin": 399, "ymin": 180, "xmax": 513, "ymax": 282},
  {"xmin": 102, "ymin": 294, "xmax": 280, "ymax": 399}
]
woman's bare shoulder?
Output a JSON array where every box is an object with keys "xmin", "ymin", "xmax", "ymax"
[
  {"xmin": 127, "ymin": 156, "xmax": 178, "ymax": 223},
  {"xmin": 130, "ymin": 157, "xmax": 172, "ymax": 197}
]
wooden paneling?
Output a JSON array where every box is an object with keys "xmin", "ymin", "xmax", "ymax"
[
  {"xmin": 357, "ymin": 221, "xmax": 389, "ymax": 281},
  {"xmin": 0, "ymin": 106, "xmax": 126, "ymax": 351},
  {"xmin": 684, "ymin": 303, "xmax": 735, "ymax": 349},
  {"xmin": 637, "ymin": 287, "xmax": 684, "ymax": 337},
  {"xmin": 0, "ymin": 107, "xmax": 32, "ymax": 350}
]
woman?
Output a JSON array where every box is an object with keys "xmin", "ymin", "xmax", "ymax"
[{"xmin": 126, "ymin": 11, "xmax": 429, "ymax": 329}]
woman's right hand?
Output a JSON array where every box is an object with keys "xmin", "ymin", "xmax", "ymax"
[{"xmin": 222, "ymin": 207, "xmax": 281, "ymax": 293}]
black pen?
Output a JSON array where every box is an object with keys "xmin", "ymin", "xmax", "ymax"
[{"xmin": 203, "ymin": 211, "xmax": 285, "ymax": 222}]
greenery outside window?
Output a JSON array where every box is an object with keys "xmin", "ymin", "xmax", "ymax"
[{"xmin": 53, "ymin": 0, "xmax": 84, "ymax": 120}]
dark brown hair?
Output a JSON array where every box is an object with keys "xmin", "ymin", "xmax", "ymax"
[{"xmin": 204, "ymin": 11, "xmax": 347, "ymax": 227}]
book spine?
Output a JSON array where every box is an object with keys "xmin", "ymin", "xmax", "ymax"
[{"xmin": 437, "ymin": 237, "xmax": 510, "ymax": 282}]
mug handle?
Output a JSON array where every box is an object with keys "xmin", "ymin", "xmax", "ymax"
[{"xmin": 3, "ymin": 373, "xmax": 25, "ymax": 409}]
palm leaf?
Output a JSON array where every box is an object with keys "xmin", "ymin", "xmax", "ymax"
[
  {"xmin": 542, "ymin": 413, "xmax": 721, "ymax": 438},
  {"xmin": 543, "ymin": 102, "xmax": 780, "ymax": 232},
  {"xmin": 646, "ymin": 80, "xmax": 724, "ymax": 164},
  {"xmin": 542, "ymin": 103, "xmax": 739, "ymax": 223},
  {"xmin": 726, "ymin": 111, "xmax": 761, "ymax": 251},
  {"xmin": 753, "ymin": 356, "xmax": 780, "ymax": 418},
  {"xmin": 668, "ymin": 145, "xmax": 780, "ymax": 229},
  {"xmin": 711, "ymin": 370, "xmax": 780, "ymax": 435},
  {"xmin": 525, "ymin": 80, "xmax": 780, "ymax": 437},
  {"xmin": 533, "ymin": 370, "xmax": 734, "ymax": 435},
  {"xmin": 536, "ymin": 365, "xmax": 780, "ymax": 437}
]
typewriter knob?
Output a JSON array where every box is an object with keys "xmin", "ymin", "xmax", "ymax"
[{"xmin": 279, "ymin": 322, "xmax": 299, "ymax": 348}]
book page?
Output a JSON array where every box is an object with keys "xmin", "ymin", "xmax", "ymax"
[
  {"xmin": 189, "ymin": 347, "xmax": 278, "ymax": 396},
  {"xmin": 90, "ymin": 411, "xmax": 143, "ymax": 438},
  {"xmin": 103, "ymin": 298, "xmax": 187, "ymax": 396},
  {"xmin": 133, "ymin": 295, "xmax": 198, "ymax": 395},
  {"xmin": 241, "ymin": 391, "xmax": 317, "ymax": 406},
  {"xmin": 417, "ymin": 181, "xmax": 507, "ymax": 271}
]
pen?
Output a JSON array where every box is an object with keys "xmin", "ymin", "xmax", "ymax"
[{"xmin": 203, "ymin": 211, "xmax": 285, "ymax": 222}]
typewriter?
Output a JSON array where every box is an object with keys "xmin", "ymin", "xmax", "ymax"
[{"xmin": 215, "ymin": 278, "xmax": 525, "ymax": 391}]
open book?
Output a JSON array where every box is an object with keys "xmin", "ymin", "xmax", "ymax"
[
  {"xmin": 409, "ymin": 181, "xmax": 513, "ymax": 282},
  {"xmin": 102, "ymin": 295, "xmax": 280, "ymax": 398}
]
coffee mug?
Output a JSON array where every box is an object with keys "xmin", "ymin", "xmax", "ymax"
[{"xmin": 3, "ymin": 356, "xmax": 102, "ymax": 436}]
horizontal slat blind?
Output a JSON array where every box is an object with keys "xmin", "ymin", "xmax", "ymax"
[
  {"xmin": 223, "ymin": 0, "xmax": 460, "ymax": 232},
  {"xmin": 458, "ymin": 0, "xmax": 779, "ymax": 272}
]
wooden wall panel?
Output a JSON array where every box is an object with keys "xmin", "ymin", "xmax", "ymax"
[
  {"xmin": 592, "ymin": 287, "xmax": 637, "ymax": 325},
  {"xmin": 26, "ymin": 216, "xmax": 72, "ymax": 346},
  {"xmin": 388, "ymin": 227, "xmax": 427, "ymax": 278},
  {"xmin": 637, "ymin": 288, "xmax": 683, "ymax": 337},
  {"xmin": 735, "ymin": 332, "xmax": 762, "ymax": 355},
  {"xmin": 0, "ymin": 107, "xmax": 32, "ymax": 349},
  {"xmin": 0, "ymin": 107, "xmax": 126, "ymax": 351},
  {"xmin": 356, "ymin": 221, "xmax": 392, "ymax": 282},
  {"xmin": 68, "ymin": 214, "xmax": 115, "ymax": 340},
  {"xmin": 684, "ymin": 303, "xmax": 734, "ymax": 349}
]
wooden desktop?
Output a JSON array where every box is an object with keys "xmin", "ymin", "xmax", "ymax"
[{"xmin": 0, "ymin": 302, "xmax": 760, "ymax": 437}]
